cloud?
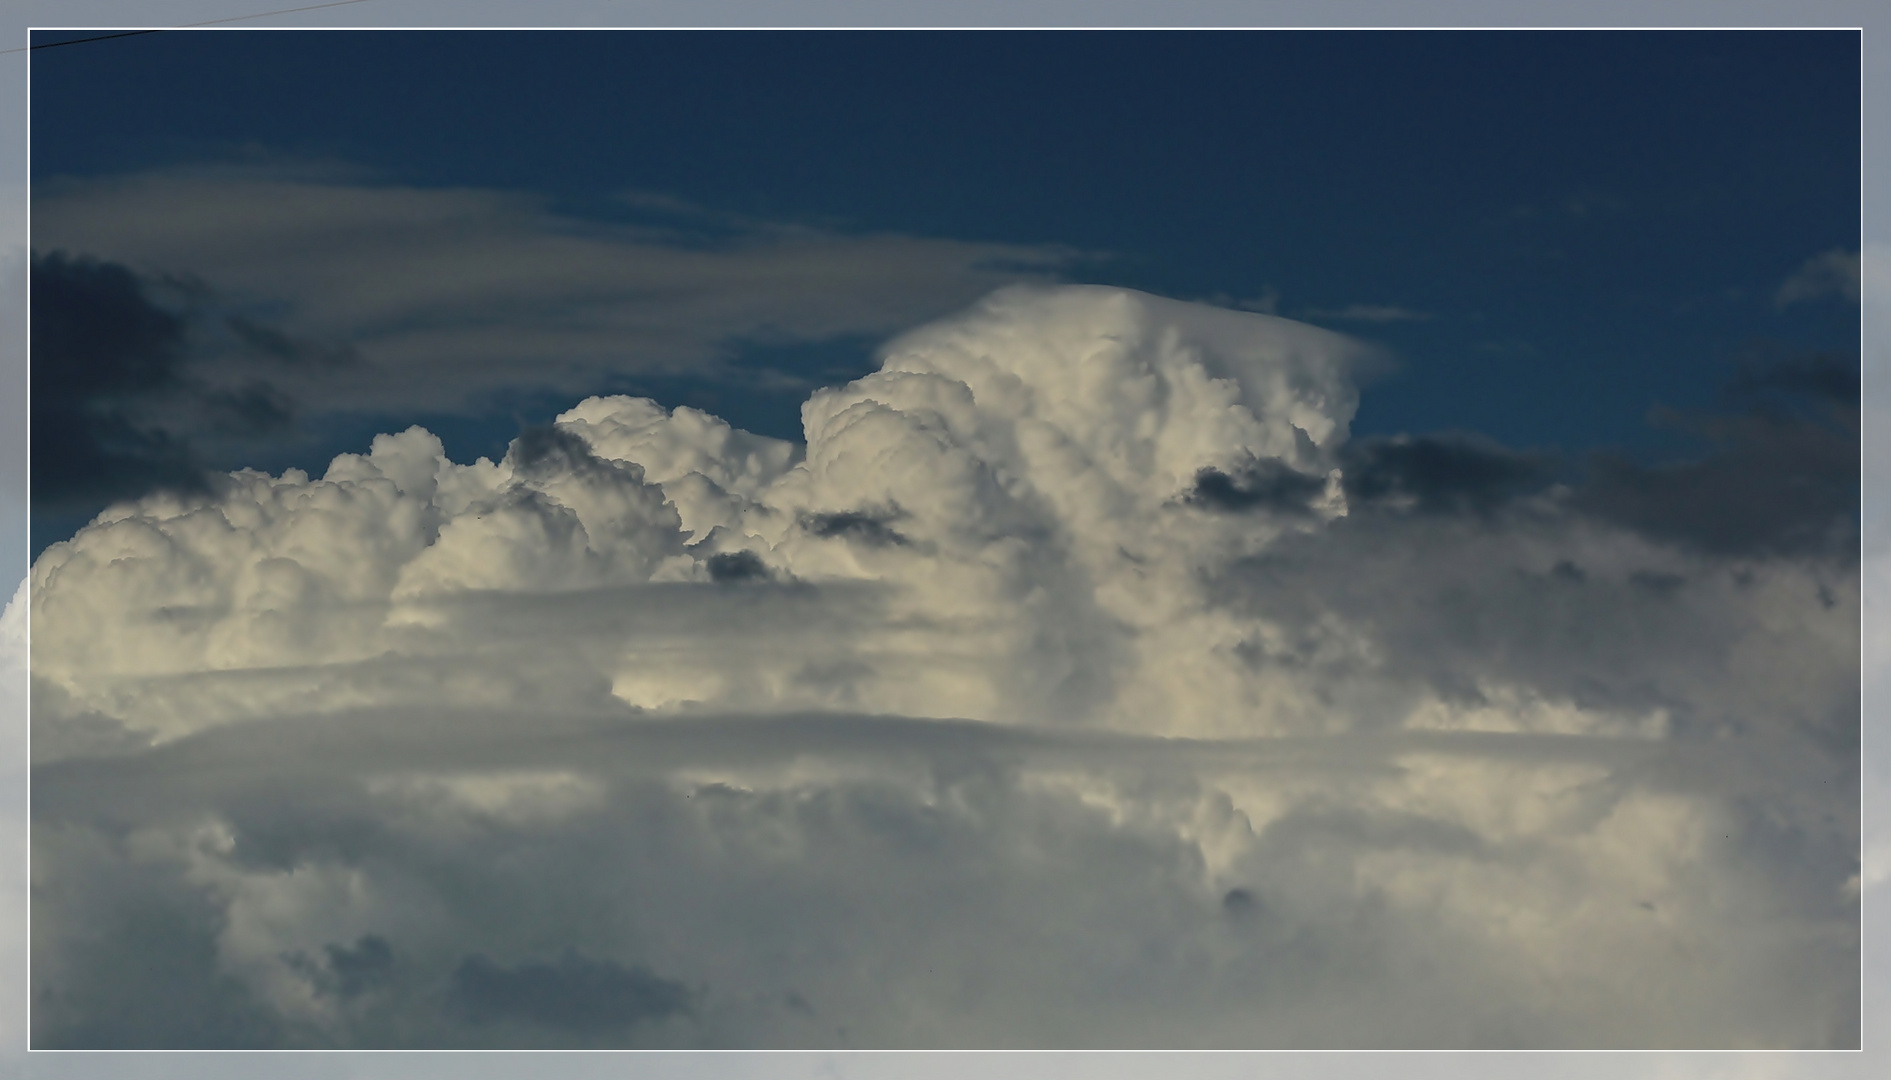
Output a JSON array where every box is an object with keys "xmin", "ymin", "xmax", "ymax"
[
  {"xmin": 1726, "ymin": 344, "xmax": 1860, "ymax": 407},
  {"xmin": 1775, "ymin": 248, "xmax": 1862, "ymax": 308},
  {"xmin": 28, "ymin": 250, "xmax": 361, "ymax": 517},
  {"xmin": 1574, "ymin": 408, "xmax": 1857, "ymax": 560},
  {"xmin": 1201, "ymin": 286, "xmax": 1282, "ymax": 316},
  {"xmin": 1, "ymin": 208, "xmax": 27, "ymax": 513},
  {"xmin": 802, "ymin": 508, "xmax": 911, "ymax": 547},
  {"xmin": 1338, "ymin": 432, "xmax": 1550, "ymax": 516},
  {"xmin": 27, "ymin": 287, "xmax": 1857, "ymax": 1049},
  {"xmin": 1187, "ymin": 459, "xmax": 1335, "ymax": 516},
  {"xmin": 0, "ymin": 576, "xmax": 24, "ymax": 1053},
  {"xmin": 1302, "ymin": 304, "xmax": 1434, "ymax": 324},
  {"xmin": 1, "ymin": 575, "xmax": 21, "ymax": 687},
  {"xmin": 296, "ymin": 935, "xmax": 395, "ymax": 1000},
  {"xmin": 29, "ymin": 252, "xmax": 209, "ymax": 510},
  {"xmin": 31, "ymin": 163, "xmax": 1086, "ymax": 418},
  {"xmin": 1558, "ymin": 345, "xmax": 1861, "ymax": 563},
  {"xmin": 450, "ymin": 952, "xmax": 693, "ymax": 1037}
]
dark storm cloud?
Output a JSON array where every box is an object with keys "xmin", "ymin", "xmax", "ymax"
[
  {"xmin": 1574, "ymin": 410, "xmax": 1857, "ymax": 560},
  {"xmin": 1555, "ymin": 343, "xmax": 1859, "ymax": 560},
  {"xmin": 450, "ymin": 952, "xmax": 693, "ymax": 1033},
  {"xmin": 1339, "ymin": 433, "xmax": 1551, "ymax": 516},
  {"xmin": 1188, "ymin": 461, "xmax": 1330, "ymax": 515},
  {"xmin": 30, "ymin": 251, "xmax": 322, "ymax": 513},
  {"xmin": 30, "ymin": 251, "xmax": 210, "ymax": 509},
  {"xmin": 1328, "ymin": 349, "xmax": 1858, "ymax": 563},
  {"xmin": 706, "ymin": 550, "xmax": 770, "ymax": 583},
  {"xmin": 31, "ymin": 253, "xmax": 183, "ymax": 397},
  {"xmin": 803, "ymin": 508, "xmax": 910, "ymax": 546}
]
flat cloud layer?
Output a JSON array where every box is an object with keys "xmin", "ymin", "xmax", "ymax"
[
  {"xmin": 28, "ymin": 286, "xmax": 1858, "ymax": 1048},
  {"xmin": 30, "ymin": 165, "xmax": 1082, "ymax": 416}
]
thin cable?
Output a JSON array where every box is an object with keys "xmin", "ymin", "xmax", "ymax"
[
  {"xmin": 169, "ymin": 0, "xmax": 377, "ymax": 30},
  {"xmin": 6, "ymin": 0, "xmax": 376, "ymax": 54},
  {"xmin": 26, "ymin": 30, "xmax": 163, "ymax": 51}
]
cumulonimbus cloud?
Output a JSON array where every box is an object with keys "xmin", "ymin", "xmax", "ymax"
[{"xmin": 27, "ymin": 286, "xmax": 1858, "ymax": 1049}]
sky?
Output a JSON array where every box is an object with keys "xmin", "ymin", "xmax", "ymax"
[
  {"xmin": 20, "ymin": 28, "xmax": 1862, "ymax": 554},
  {"xmin": 2, "ymin": 1, "xmax": 1884, "ymax": 1072}
]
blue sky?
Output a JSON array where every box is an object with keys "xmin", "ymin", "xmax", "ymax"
[{"xmin": 24, "ymin": 29, "xmax": 1860, "ymax": 554}]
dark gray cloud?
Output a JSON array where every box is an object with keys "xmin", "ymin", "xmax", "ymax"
[
  {"xmin": 1332, "ymin": 351, "xmax": 1858, "ymax": 564},
  {"xmin": 29, "ymin": 251, "xmax": 340, "ymax": 517},
  {"xmin": 451, "ymin": 952, "xmax": 693, "ymax": 1033},
  {"xmin": 31, "ymin": 827, "xmax": 287, "ymax": 1049},
  {"xmin": 1727, "ymin": 345, "xmax": 1861, "ymax": 407},
  {"xmin": 322, "ymin": 936, "xmax": 396, "ymax": 998},
  {"xmin": 223, "ymin": 314, "xmax": 360, "ymax": 370},
  {"xmin": 1574, "ymin": 409, "xmax": 1857, "ymax": 560},
  {"xmin": 803, "ymin": 508, "xmax": 910, "ymax": 546},
  {"xmin": 1187, "ymin": 461, "xmax": 1329, "ymax": 515},
  {"xmin": 1338, "ymin": 433, "xmax": 1550, "ymax": 516},
  {"xmin": 29, "ymin": 251, "xmax": 210, "ymax": 510},
  {"xmin": 706, "ymin": 550, "xmax": 770, "ymax": 582},
  {"xmin": 509, "ymin": 423, "xmax": 622, "ymax": 480},
  {"xmin": 286, "ymin": 935, "xmax": 395, "ymax": 1000}
]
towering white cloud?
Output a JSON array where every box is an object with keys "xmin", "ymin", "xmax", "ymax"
[
  {"xmin": 28, "ymin": 287, "xmax": 1858, "ymax": 1049},
  {"xmin": 31, "ymin": 285, "xmax": 1369, "ymax": 739}
]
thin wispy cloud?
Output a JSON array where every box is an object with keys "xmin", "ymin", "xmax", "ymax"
[
  {"xmin": 1303, "ymin": 303, "xmax": 1435, "ymax": 324},
  {"xmin": 1777, "ymin": 248, "xmax": 1862, "ymax": 308},
  {"xmin": 31, "ymin": 163, "xmax": 1088, "ymax": 417}
]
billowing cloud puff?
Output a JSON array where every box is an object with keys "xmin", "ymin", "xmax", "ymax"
[
  {"xmin": 29, "ymin": 287, "xmax": 1858, "ymax": 1048},
  {"xmin": 32, "ymin": 286, "xmax": 1366, "ymax": 739}
]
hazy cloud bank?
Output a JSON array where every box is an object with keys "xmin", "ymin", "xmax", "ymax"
[
  {"xmin": 27, "ymin": 286, "xmax": 1858, "ymax": 1048},
  {"xmin": 31, "ymin": 164, "xmax": 1082, "ymax": 419}
]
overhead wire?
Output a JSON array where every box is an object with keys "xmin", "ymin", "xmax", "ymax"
[
  {"xmin": 26, "ymin": 30, "xmax": 163, "ymax": 51},
  {"xmin": 6, "ymin": 0, "xmax": 377, "ymax": 54}
]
